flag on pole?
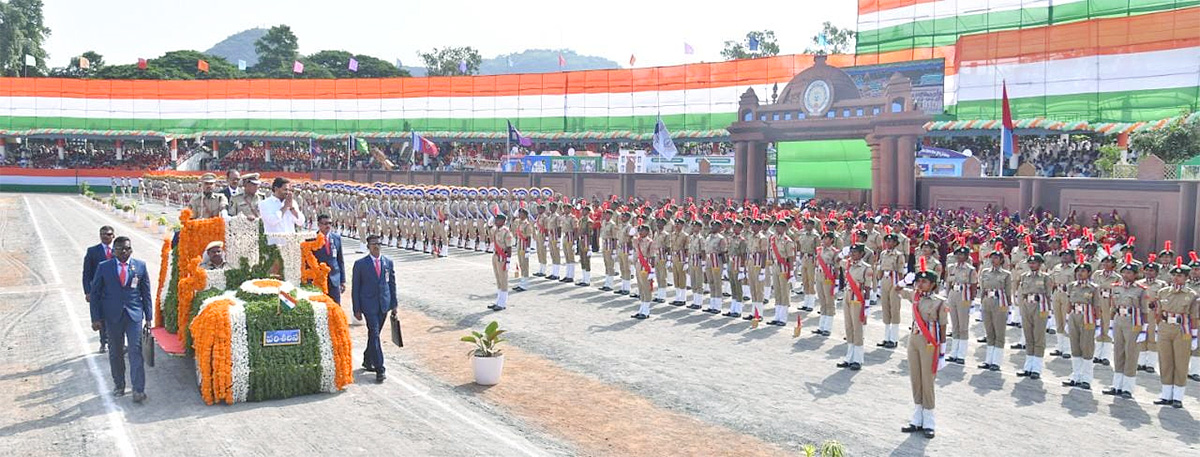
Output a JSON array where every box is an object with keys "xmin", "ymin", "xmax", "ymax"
[
  {"xmin": 137, "ymin": 58, "xmax": 148, "ymax": 70},
  {"xmin": 507, "ymin": 121, "xmax": 532, "ymax": 147},
  {"xmin": 652, "ymin": 117, "xmax": 678, "ymax": 159},
  {"xmin": 684, "ymin": 43, "xmax": 694, "ymax": 55},
  {"xmin": 629, "ymin": 54, "xmax": 636, "ymax": 67},
  {"xmin": 1000, "ymin": 81, "xmax": 1016, "ymax": 167},
  {"xmin": 348, "ymin": 58, "xmax": 359, "ymax": 72},
  {"xmin": 411, "ymin": 132, "xmax": 440, "ymax": 157},
  {"xmin": 237, "ymin": 59, "xmax": 247, "ymax": 71},
  {"xmin": 458, "ymin": 60, "xmax": 467, "ymax": 74},
  {"xmin": 818, "ymin": 33, "xmax": 828, "ymax": 48},
  {"xmin": 78, "ymin": 56, "xmax": 90, "ymax": 69},
  {"xmin": 748, "ymin": 35, "xmax": 760, "ymax": 52},
  {"xmin": 356, "ymin": 137, "xmax": 370, "ymax": 156},
  {"xmin": 293, "ymin": 60, "xmax": 304, "ymax": 74},
  {"xmin": 197, "ymin": 59, "xmax": 209, "ymax": 73},
  {"xmin": 278, "ymin": 290, "xmax": 298, "ymax": 311},
  {"xmin": 557, "ymin": 54, "xmax": 566, "ymax": 68}
]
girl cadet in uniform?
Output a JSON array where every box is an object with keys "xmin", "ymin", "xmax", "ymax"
[{"xmin": 899, "ymin": 257, "xmax": 949, "ymax": 439}]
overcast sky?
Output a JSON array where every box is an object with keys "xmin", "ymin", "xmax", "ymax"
[{"xmin": 42, "ymin": 0, "xmax": 857, "ymax": 69}]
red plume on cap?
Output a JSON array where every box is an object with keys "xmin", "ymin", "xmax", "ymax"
[
  {"xmin": 1177, "ymin": 256, "xmax": 1184, "ymax": 268},
  {"xmin": 1125, "ymin": 253, "xmax": 1133, "ymax": 265},
  {"xmin": 1126, "ymin": 236, "xmax": 1135, "ymax": 245},
  {"xmin": 1087, "ymin": 231, "xmax": 1095, "ymax": 243},
  {"xmin": 884, "ymin": 225, "xmax": 892, "ymax": 235},
  {"xmin": 851, "ymin": 232, "xmax": 858, "ymax": 244},
  {"xmin": 1027, "ymin": 244, "xmax": 1034, "ymax": 256},
  {"xmin": 1017, "ymin": 225, "xmax": 1026, "ymax": 234},
  {"xmin": 1077, "ymin": 252, "xmax": 1086, "ymax": 265},
  {"xmin": 1061, "ymin": 238, "xmax": 1069, "ymax": 250},
  {"xmin": 919, "ymin": 256, "xmax": 928, "ymax": 272},
  {"xmin": 1103, "ymin": 243, "xmax": 1112, "ymax": 256},
  {"xmin": 1048, "ymin": 227, "xmax": 1056, "ymax": 237},
  {"xmin": 923, "ymin": 223, "xmax": 930, "ymax": 241},
  {"xmin": 1190, "ymin": 251, "xmax": 1199, "ymax": 263},
  {"xmin": 1165, "ymin": 240, "xmax": 1172, "ymax": 252},
  {"xmin": 1024, "ymin": 234, "xmax": 1033, "ymax": 247},
  {"xmin": 1149, "ymin": 253, "xmax": 1158, "ymax": 263}
]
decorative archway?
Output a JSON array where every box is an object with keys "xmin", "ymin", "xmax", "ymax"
[{"xmin": 726, "ymin": 55, "xmax": 930, "ymax": 208}]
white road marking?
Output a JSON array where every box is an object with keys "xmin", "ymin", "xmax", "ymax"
[{"xmin": 24, "ymin": 196, "xmax": 138, "ymax": 457}]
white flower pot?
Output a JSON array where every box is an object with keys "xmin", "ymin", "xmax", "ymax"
[{"xmin": 471, "ymin": 355, "xmax": 505, "ymax": 386}]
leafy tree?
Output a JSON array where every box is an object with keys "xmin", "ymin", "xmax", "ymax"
[
  {"xmin": 479, "ymin": 49, "xmax": 617, "ymax": 75},
  {"xmin": 308, "ymin": 50, "xmax": 408, "ymax": 78},
  {"xmin": 420, "ymin": 46, "xmax": 481, "ymax": 76},
  {"xmin": 1130, "ymin": 113, "xmax": 1200, "ymax": 164},
  {"xmin": 95, "ymin": 63, "xmax": 171, "ymax": 80},
  {"xmin": 721, "ymin": 30, "xmax": 779, "ymax": 61},
  {"xmin": 0, "ymin": 0, "xmax": 52, "ymax": 76},
  {"xmin": 48, "ymin": 50, "xmax": 103, "ymax": 78},
  {"xmin": 803, "ymin": 22, "xmax": 856, "ymax": 55},
  {"xmin": 252, "ymin": 24, "xmax": 299, "ymax": 75},
  {"xmin": 153, "ymin": 50, "xmax": 240, "ymax": 79}
]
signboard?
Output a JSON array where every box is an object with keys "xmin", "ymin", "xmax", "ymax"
[
  {"xmin": 263, "ymin": 329, "xmax": 302, "ymax": 347},
  {"xmin": 644, "ymin": 156, "xmax": 735, "ymax": 174},
  {"xmin": 845, "ymin": 59, "xmax": 945, "ymax": 115},
  {"xmin": 500, "ymin": 156, "xmax": 602, "ymax": 173},
  {"xmin": 915, "ymin": 158, "xmax": 963, "ymax": 177}
]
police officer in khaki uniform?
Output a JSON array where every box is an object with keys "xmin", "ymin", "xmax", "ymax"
[
  {"xmin": 1015, "ymin": 253, "xmax": 1053, "ymax": 379},
  {"xmin": 703, "ymin": 221, "xmax": 728, "ymax": 314},
  {"xmin": 534, "ymin": 204, "xmax": 550, "ymax": 277},
  {"xmin": 669, "ymin": 219, "xmax": 689, "ymax": 305},
  {"xmin": 686, "ymin": 221, "xmax": 706, "ymax": 309},
  {"xmin": 899, "ymin": 262, "xmax": 948, "ymax": 440},
  {"xmin": 744, "ymin": 219, "xmax": 769, "ymax": 322},
  {"xmin": 1062, "ymin": 262, "xmax": 1101, "ymax": 390},
  {"xmin": 876, "ymin": 234, "xmax": 907, "ymax": 348},
  {"xmin": 489, "ymin": 214, "xmax": 514, "ymax": 311},
  {"xmin": 631, "ymin": 224, "xmax": 657, "ymax": 319},
  {"xmin": 559, "ymin": 205, "xmax": 577, "ymax": 283},
  {"xmin": 616, "ymin": 212, "xmax": 635, "ymax": 295},
  {"xmin": 1049, "ymin": 249, "xmax": 1077, "ymax": 359},
  {"xmin": 653, "ymin": 218, "xmax": 672, "ymax": 302},
  {"xmin": 1103, "ymin": 259, "xmax": 1149, "ymax": 399},
  {"xmin": 228, "ymin": 173, "xmax": 262, "ymax": 219},
  {"xmin": 575, "ymin": 206, "xmax": 595, "ymax": 287},
  {"xmin": 837, "ymin": 244, "xmax": 873, "ymax": 369},
  {"xmin": 512, "ymin": 207, "xmax": 535, "ymax": 292},
  {"xmin": 199, "ymin": 241, "xmax": 227, "ymax": 270},
  {"xmin": 1137, "ymin": 260, "xmax": 1168, "ymax": 373},
  {"xmin": 1153, "ymin": 262, "xmax": 1199, "ymax": 408},
  {"xmin": 598, "ymin": 210, "xmax": 618, "ymax": 291},
  {"xmin": 812, "ymin": 233, "xmax": 839, "ymax": 336},
  {"xmin": 1092, "ymin": 254, "xmax": 1122, "ymax": 365},
  {"xmin": 767, "ymin": 220, "xmax": 796, "ymax": 326},
  {"xmin": 796, "ymin": 219, "xmax": 820, "ymax": 312},
  {"xmin": 545, "ymin": 203, "xmax": 563, "ymax": 280},
  {"xmin": 188, "ymin": 173, "xmax": 228, "ymax": 219},
  {"xmin": 977, "ymin": 248, "xmax": 1013, "ymax": 371},
  {"xmin": 724, "ymin": 221, "xmax": 748, "ymax": 317},
  {"xmin": 944, "ymin": 247, "xmax": 976, "ymax": 364}
]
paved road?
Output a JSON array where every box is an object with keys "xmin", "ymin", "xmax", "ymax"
[{"xmin": 0, "ymin": 194, "xmax": 569, "ymax": 457}]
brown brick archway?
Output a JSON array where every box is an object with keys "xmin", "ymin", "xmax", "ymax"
[{"xmin": 726, "ymin": 55, "xmax": 929, "ymax": 208}]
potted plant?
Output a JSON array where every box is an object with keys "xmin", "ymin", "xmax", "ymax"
[
  {"xmin": 157, "ymin": 216, "xmax": 168, "ymax": 234},
  {"xmin": 460, "ymin": 321, "xmax": 506, "ymax": 385}
]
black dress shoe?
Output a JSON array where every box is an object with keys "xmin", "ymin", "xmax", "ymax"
[
  {"xmin": 1172, "ymin": 400, "xmax": 1184, "ymax": 408},
  {"xmin": 577, "ymin": 282, "xmax": 590, "ymax": 287},
  {"xmin": 977, "ymin": 337, "xmax": 988, "ymax": 343},
  {"xmin": 630, "ymin": 294, "xmax": 640, "ymax": 299},
  {"xmin": 671, "ymin": 301, "xmax": 685, "ymax": 306},
  {"xmin": 978, "ymin": 362, "xmax": 992, "ymax": 369},
  {"xmin": 617, "ymin": 290, "xmax": 629, "ymax": 295},
  {"xmin": 1017, "ymin": 371, "xmax": 1031, "ymax": 378},
  {"xmin": 546, "ymin": 275, "xmax": 559, "ymax": 280},
  {"xmin": 766, "ymin": 320, "xmax": 781, "ymax": 326},
  {"xmin": 923, "ymin": 429, "xmax": 935, "ymax": 439},
  {"xmin": 491, "ymin": 307, "xmax": 505, "ymax": 312},
  {"xmin": 900, "ymin": 425, "xmax": 923, "ymax": 433},
  {"xmin": 1047, "ymin": 329, "xmax": 1056, "ymax": 334},
  {"xmin": 742, "ymin": 314, "xmax": 752, "ymax": 320},
  {"xmin": 1190, "ymin": 374, "xmax": 1200, "ymax": 382},
  {"xmin": 1062, "ymin": 380, "xmax": 1078, "ymax": 387},
  {"xmin": 599, "ymin": 286, "xmax": 612, "ymax": 291},
  {"xmin": 1029, "ymin": 372, "xmax": 1041, "ymax": 380},
  {"xmin": 533, "ymin": 272, "xmax": 545, "ymax": 277},
  {"xmin": 1093, "ymin": 357, "xmax": 1103, "ymax": 364},
  {"xmin": 1102, "ymin": 387, "xmax": 1119, "ymax": 396},
  {"xmin": 630, "ymin": 313, "xmax": 644, "ymax": 319},
  {"xmin": 812, "ymin": 329, "xmax": 823, "ymax": 335},
  {"xmin": 1050, "ymin": 350, "xmax": 1063, "ymax": 356},
  {"xmin": 487, "ymin": 304, "xmax": 499, "ymax": 310},
  {"xmin": 687, "ymin": 305, "xmax": 702, "ymax": 310},
  {"xmin": 1154, "ymin": 398, "xmax": 1174, "ymax": 405},
  {"xmin": 1079, "ymin": 382, "xmax": 1091, "ymax": 390},
  {"xmin": 877, "ymin": 341, "xmax": 889, "ymax": 348},
  {"xmin": 1145, "ymin": 367, "xmax": 1155, "ymax": 374},
  {"xmin": 653, "ymin": 298, "xmax": 665, "ymax": 303},
  {"xmin": 376, "ymin": 373, "xmax": 386, "ymax": 383},
  {"xmin": 361, "ymin": 364, "xmax": 377, "ymax": 373},
  {"xmin": 887, "ymin": 341, "xmax": 898, "ymax": 349},
  {"xmin": 989, "ymin": 364, "xmax": 1001, "ymax": 371},
  {"xmin": 1119, "ymin": 390, "xmax": 1133, "ymax": 399},
  {"xmin": 112, "ymin": 388, "xmax": 126, "ymax": 397},
  {"xmin": 560, "ymin": 277, "xmax": 574, "ymax": 283},
  {"xmin": 729, "ymin": 313, "xmax": 741, "ymax": 318},
  {"xmin": 953, "ymin": 358, "xmax": 965, "ymax": 365},
  {"xmin": 849, "ymin": 362, "xmax": 861, "ymax": 371},
  {"xmin": 1100, "ymin": 359, "xmax": 1111, "ymax": 366},
  {"xmin": 705, "ymin": 309, "xmax": 721, "ymax": 314},
  {"xmin": 1011, "ymin": 343, "xmax": 1026, "ymax": 350},
  {"xmin": 723, "ymin": 312, "xmax": 735, "ymax": 317},
  {"xmin": 512, "ymin": 286, "xmax": 526, "ymax": 292},
  {"xmin": 1062, "ymin": 353, "xmax": 1072, "ymax": 359},
  {"xmin": 836, "ymin": 361, "xmax": 851, "ymax": 368}
]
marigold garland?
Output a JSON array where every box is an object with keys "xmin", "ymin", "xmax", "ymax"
[
  {"xmin": 155, "ymin": 237, "xmax": 171, "ymax": 328},
  {"xmin": 306, "ymin": 293, "xmax": 353, "ymax": 389},
  {"xmin": 190, "ymin": 298, "xmax": 233, "ymax": 405},
  {"xmin": 300, "ymin": 232, "xmax": 332, "ymax": 295},
  {"xmin": 174, "ymin": 207, "xmax": 225, "ymax": 344}
]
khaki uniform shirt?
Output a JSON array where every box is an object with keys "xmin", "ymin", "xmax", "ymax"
[{"xmin": 188, "ymin": 192, "xmax": 228, "ymax": 219}]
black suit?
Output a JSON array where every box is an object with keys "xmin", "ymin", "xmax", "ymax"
[
  {"xmin": 82, "ymin": 243, "xmax": 113, "ymax": 346},
  {"xmin": 313, "ymin": 231, "xmax": 346, "ymax": 304}
]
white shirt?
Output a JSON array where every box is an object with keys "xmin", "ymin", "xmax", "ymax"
[{"xmin": 259, "ymin": 195, "xmax": 306, "ymax": 245}]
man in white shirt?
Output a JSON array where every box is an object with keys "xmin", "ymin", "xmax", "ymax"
[{"xmin": 259, "ymin": 177, "xmax": 306, "ymax": 245}]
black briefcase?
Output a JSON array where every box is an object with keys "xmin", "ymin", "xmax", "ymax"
[
  {"xmin": 142, "ymin": 326, "xmax": 156, "ymax": 367},
  {"xmin": 389, "ymin": 312, "xmax": 404, "ymax": 348}
]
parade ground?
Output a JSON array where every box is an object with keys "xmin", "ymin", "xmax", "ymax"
[{"xmin": 2, "ymin": 193, "xmax": 1198, "ymax": 457}]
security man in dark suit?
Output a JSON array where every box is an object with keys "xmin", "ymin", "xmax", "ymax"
[
  {"xmin": 83, "ymin": 225, "xmax": 116, "ymax": 353},
  {"xmin": 352, "ymin": 234, "xmax": 398, "ymax": 383},
  {"xmin": 314, "ymin": 214, "xmax": 346, "ymax": 304},
  {"xmin": 89, "ymin": 236, "xmax": 153, "ymax": 403}
]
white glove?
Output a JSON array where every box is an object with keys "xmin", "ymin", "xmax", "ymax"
[
  {"xmin": 758, "ymin": 273, "xmax": 766, "ymax": 282},
  {"xmin": 648, "ymin": 273, "xmax": 656, "ymax": 282},
  {"xmin": 840, "ymin": 246, "xmax": 850, "ymax": 258},
  {"xmin": 666, "ymin": 261, "xmax": 673, "ymax": 270},
  {"xmin": 738, "ymin": 267, "xmax": 746, "ymax": 281},
  {"xmin": 937, "ymin": 352, "xmax": 948, "ymax": 370},
  {"xmin": 1136, "ymin": 332, "xmax": 1147, "ymax": 343},
  {"xmin": 1193, "ymin": 338, "xmax": 1198, "ymax": 351},
  {"xmin": 903, "ymin": 272, "xmax": 916, "ymax": 285},
  {"xmin": 1094, "ymin": 327, "xmax": 1102, "ymax": 339}
]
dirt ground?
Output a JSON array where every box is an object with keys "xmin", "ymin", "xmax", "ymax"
[{"xmin": 3, "ymin": 193, "xmax": 1198, "ymax": 456}]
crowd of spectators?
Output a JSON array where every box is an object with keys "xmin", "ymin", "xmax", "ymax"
[
  {"xmin": 1, "ymin": 142, "xmax": 172, "ymax": 170},
  {"xmin": 926, "ymin": 134, "xmax": 1109, "ymax": 177},
  {"xmin": 208, "ymin": 145, "xmax": 314, "ymax": 172}
]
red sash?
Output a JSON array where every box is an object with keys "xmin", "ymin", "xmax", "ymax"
[
  {"xmin": 494, "ymin": 237, "xmax": 509, "ymax": 271},
  {"xmin": 845, "ymin": 260, "xmax": 867, "ymax": 324},
  {"xmin": 635, "ymin": 240, "xmax": 655, "ymax": 292},
  {"xmin": 912, "ymin": 292, "xmax": 942, "ymax": 376},
  {"xmin": 771, "ymin": 237, "xmax": 792, "ymax": 277},
  {"xmin": 816, "ymin": 247, "xmax": 835, "ymax": 283},
  {"xmin": 515, "ymin": 227, "xmax": 529, "ymax": 249}
]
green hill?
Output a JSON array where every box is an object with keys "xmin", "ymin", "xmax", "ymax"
[{"xmin": 205, "ymin": 28, "xmax": 267, "ymax": 68}]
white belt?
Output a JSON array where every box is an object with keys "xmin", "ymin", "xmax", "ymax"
[{"xmin": 1115, "ymin": 307, "xmax": 1136, "ymax": 316}]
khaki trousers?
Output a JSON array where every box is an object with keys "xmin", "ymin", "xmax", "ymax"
[{"xmin": 908, "ymin": 334, "xmax": 938, "ymax": 409}]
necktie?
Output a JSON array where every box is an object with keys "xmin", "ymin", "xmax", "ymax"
[
  {"xmin": 119, "ymin": 263, "xmax": 128, "ymax": 286},
  {"xmin": 105, "ymin": 245, "xmax": 112, "ymax": 259},
  {"xmin": 326, "ymin": 238, "xmax": 332, "ymax": 255},
  {"xmin": 374, "ymin": 258, "xmax": 381, "ymax": 277}
]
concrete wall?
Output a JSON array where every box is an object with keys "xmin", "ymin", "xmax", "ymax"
[{"xmin": 917, "ymin": 177, "xmax": 1200, "ymax": 253}]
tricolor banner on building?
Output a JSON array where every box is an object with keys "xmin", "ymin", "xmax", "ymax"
[{"xmin": 855, "ymin": 0, "xmax": 1200, "ymax": 122}]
